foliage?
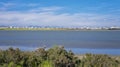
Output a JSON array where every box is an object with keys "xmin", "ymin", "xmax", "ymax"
[
  {"xmin": 80, "ymin": 53, "xmax": 119, "ymax": 67},
  {"xmin": 0, "ymin": 46, "xmax": 119, "ymax": 67}
]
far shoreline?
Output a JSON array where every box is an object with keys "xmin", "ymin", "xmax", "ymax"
[{"xmin": 0, "ymin": 28, "xmax": 120, "ymax": 31}]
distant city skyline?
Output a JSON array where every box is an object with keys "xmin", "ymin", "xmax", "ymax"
[{"xmin": 0, "ymin": 0, "xmax": 120, "ymax": 27}]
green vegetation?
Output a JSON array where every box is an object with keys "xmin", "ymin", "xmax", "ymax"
[
  {"xmin": 0, "ymin": 46, "xmax": 120, "ymax": 67},
  {"xmin": 0, "ymin": 27, "xmax": 118, "ymax": 31}
]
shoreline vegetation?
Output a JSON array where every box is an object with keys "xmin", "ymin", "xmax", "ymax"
[
  {"xmin": 0, "ymin": 27, "xmax": 120, "ymax": 31},
  {"xmin": 0, "ymin": 46, "xmax": 120, "ymax": 67}
]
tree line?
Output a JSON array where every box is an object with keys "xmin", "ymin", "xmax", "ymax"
[{"xmin": 0, "ymin": 46, "xmax": 120, "ymax": 67}]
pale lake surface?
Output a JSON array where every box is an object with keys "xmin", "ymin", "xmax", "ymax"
[{"xmin": 0, "ymin": 30, "xmax": 120, "ymax": 55}]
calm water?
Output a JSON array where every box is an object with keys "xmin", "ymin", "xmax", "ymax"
[{"xmin": 0, "ymin": 30, "xmax": 120, "ymax": 55}]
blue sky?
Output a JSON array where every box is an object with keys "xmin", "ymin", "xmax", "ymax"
[{"xmin": 0, "ymin": 0, "xmax": 120, "ymax": 27}]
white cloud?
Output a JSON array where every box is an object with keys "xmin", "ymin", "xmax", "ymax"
[
  {"xmin": 29, "ymin": 6, "xmax": 64, "ymax": 13},
  {"xmin": 0, "ymin": 2, "xmax": 40, "ymax": 11},
  {"xmin": 0, "ymin": 2, "xmax": 16, "ymax": 11},
  {"xmin": 40, "ymin": 6, "xmax": 63, "ymax": 11},
  {"xmin": 26, "ymin": 3, "xmax": 39, "ymax": 7},
  {"xmin": 0, "ymin": 5, "xmax": 119, "ymax": 27},
  {"xmin": 0, "ymin": 2, "xmax": 16, "ymax": 8}
]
